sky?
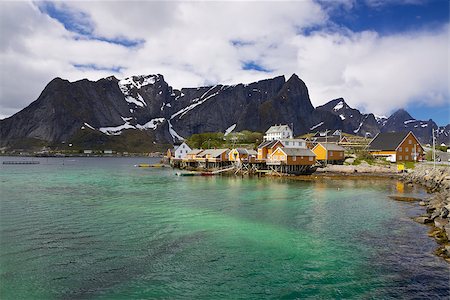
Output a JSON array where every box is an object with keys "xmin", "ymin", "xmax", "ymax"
[{"xmin": 0, "ymin": 0, "xmax": 449, "ymax": 125}]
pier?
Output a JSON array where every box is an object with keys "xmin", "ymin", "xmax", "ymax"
[{"xmin": 3, "ymin": 161, "xmax": 40, "ymax": 165}]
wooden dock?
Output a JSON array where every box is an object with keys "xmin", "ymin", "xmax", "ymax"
[{"xmin": 3, "ymin": 161, "xmax": 40, "ymax": 165}]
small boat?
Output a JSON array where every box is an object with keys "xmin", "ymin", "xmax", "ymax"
[
  {"xmin": 135, "ymin": 163, "xmax": 169, "ymax": 168},
  {"xmin": 200, "ymin": 172, "xmax": 215, "ymax": 176},
  {"xmin": 175, "ymin": 172, "xmax": 198, "ymax": 176}
]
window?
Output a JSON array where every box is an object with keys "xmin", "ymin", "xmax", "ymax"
[
  {"xmin": 405, "ymin": 147, "xmax": 408, "ymax": 152},
  {"xmin": 399, "ymin": 147, "xmax": 402, "ymax": 152},
  {"xmin": 329, "ymin": 151, "xmax": 333, "ymax": 156},
  {"xmin": 293, "ymin": 156, "xmax": 296, "ymax": 161},
  {"xmin": 309, "ymin": 156, "xmax": 313, "ymax": 161},
  {"xmin": 399, "ymin": 155, "xmax": 402, "ymax": 160},
  {"xmin": 409, "ymin": 140, "xmax": 412, "ymax": 144},
  {"xmin": 340, "ymin": 152, "xmax": 344, "ymax": 157},
  {"xmin": 405, "ymin": 155, "xmax": 409, "ymax": 160}
]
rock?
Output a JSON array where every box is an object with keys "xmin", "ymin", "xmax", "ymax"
[
  {"xmin": 414, "ymin": 216, "xmax": 432, "ymax": 224},
  {"xmin": 444, "ymin": 223, "xmax": 450, "ymax": 239},
  {"xmin": 344, "ymin": 157, "xmax": 355, "ymax": 164},
  {"xmin": 419, "ymin": 201, "xmax": 426, "ymax": 206},
  {"xmin": 430, "ymin": 210, "xmax": 441, "ymax": 220},
  {"xmin": 434, "ymin": 217, "xmax": 449, "ymax": 230},
  {"xmin": 389, "ymin": 195, "xmax": 422, "ymax": 202},
  {"xmin": 440, "ymin": 207, "xmax": 449, "ymax": 218},
  {"xmin": 445, "ymin": 245, "xmax": 450, "ymax": 256}
]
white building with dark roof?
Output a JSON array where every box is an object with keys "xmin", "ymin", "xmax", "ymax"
[{"xmin": 263, "ymin": 125, "xmax": 293, "ymax": 141}]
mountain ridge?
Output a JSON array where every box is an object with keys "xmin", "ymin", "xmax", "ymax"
[{"xmin": 1, "ymin": 74, "xmax": 448, "ymax": 151}]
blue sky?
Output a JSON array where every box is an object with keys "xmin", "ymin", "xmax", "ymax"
[{"xmin": 0, "ymin": 0, "xmax": 448, "ymax": 125}]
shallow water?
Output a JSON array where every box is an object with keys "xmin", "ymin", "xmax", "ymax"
[{"xmin": 0, "ymin": 157, "xmax": 448, "ymax": 299}]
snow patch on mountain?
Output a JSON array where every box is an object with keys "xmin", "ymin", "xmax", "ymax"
[
  {"xmin": 83, "ymin": 123, "xmax": 95, "ymax": 130},
  {"xmin": 333, "ymin": 101, "xmax": 344, "ymax": 111},
  {"xmin": 339, "ymin": 114, "xmax": 345, "ymax": 120},
  {"xmin": 310, "ymin": 122, "xmax": 324, "ymax": 130},
  {"xmin": 171, "ymin": 87, "xmax": 220, "ymax": 120},
  {"xmin": 224, "ymin": 124, "xmax": 236, "ymax": 136},
  {"xmin": 118, "ymin": 75, "xmax": 157, "ymax": 107},
  {"xmin": 99, "ymin": 122, "xmax": 135, "ymax": 135},
  {"xmin": 404, "ymin": 119, "xmax": 417, "ymax": 124},
  {"xmin": 124, "ymin": 96, "xmax": 145, "ymax": 107},
  {"xmin": 167, "ymin": 120, "xmax": 184, "ymax": 141},
  {"xmin": 136, "ymin": 118, "xmax": 165, "ymax": 130}
]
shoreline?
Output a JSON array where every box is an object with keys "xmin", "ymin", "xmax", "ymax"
[{"xmin": 401, "ymin": 165, "xmax": 450, "ymax": 262}]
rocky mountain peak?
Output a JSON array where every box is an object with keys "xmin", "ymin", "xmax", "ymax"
[{"xmin": 389, "ymin": 109, "xmax": 413, "ymax": 122}]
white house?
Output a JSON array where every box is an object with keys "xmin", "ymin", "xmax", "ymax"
[
  {"xmin": 174, "ymin": 142, "xmax": 191, "ymax": 159},
  {"xmin": 263, "ymin": 124, "xmax": 293, "ymax": 141},
  {"xmin": 280, "ymin": 138, "xmax": 307, "ymax": 149}
]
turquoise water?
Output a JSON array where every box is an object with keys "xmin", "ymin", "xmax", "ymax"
[{"xmin": 0, "ymin": 157, "xmax": 448, "ymax": 299}]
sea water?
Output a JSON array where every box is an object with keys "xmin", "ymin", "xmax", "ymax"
[{"xmin": 0, "ymin": 157, "xmax": 448, "ymax": 299}]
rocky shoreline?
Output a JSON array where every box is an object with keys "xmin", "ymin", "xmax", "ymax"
[{"xmin": 402, "ymin": 165, "xmax": 450, "ymax": 262}]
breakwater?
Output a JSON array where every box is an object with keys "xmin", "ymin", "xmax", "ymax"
[{"xmin": 402, "ymin": 165, "xmax": 450, "ymax": 262}]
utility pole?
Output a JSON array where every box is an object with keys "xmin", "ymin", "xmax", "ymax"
[{"xmin": 325, "ymin": 129, "xmax": 328, "ymax": 166}]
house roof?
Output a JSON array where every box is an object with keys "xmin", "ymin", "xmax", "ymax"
[
  {"xmin": 277, "ymin": 147, "xmax": 316, "ymax": 157},
  {"xmin": 247, "ymin": 149, "xmax": 257, "ymax": 155},
  {"xmin": 231, "ymin": 148, "xmax": 258, "ymax": 155},
  {"xmin": 316, "ymin": 142, "xmax": 345, "ymax": 151},
  {"xmin": 311, "ymin": 136, "xmax": 340, "ymax": 143},
  {"xmin": 265, "ymin": 125, "xmax": 292, "ymax": 134},
  {"xmin": 187, "ymin": 149, "xmax": 203, "ymax": 155},
  {"xmin": 232, "ymin": 148, "xmax": 249, "ymax": 154},
  {"xmin": 368, "ymin": 132, "xmax": 409, "ymax": 151},
  {"xmin": 257, "ymin": 140, "xmax": 282, "ymax": 149},
  {"xmin": 201, "ymin": 148, "xmax": 229, "ymax": 157},
  {"xmin": 280, "ymin": 138, "xmax": 306, "ymax": 143}
]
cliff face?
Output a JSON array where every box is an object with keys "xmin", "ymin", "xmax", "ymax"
[
  {"xmin": 1, "ymin": 73, "xmax": 325, "ymax": 149},
  {"xmin": 1, "ymin": 73, "xmax": 448, "ymax": 150}
]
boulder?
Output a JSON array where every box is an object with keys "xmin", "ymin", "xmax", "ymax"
[
  {"xmin": 434, "ymin": 217, "xmax": 449, "ymax": 230},
  {"xmin": 440, "ymin": 207, "xmax": 449, "ymax": 218},
  {"xmin": 414, "ymin": 216, "xmax": 432, "ymax": 224}
]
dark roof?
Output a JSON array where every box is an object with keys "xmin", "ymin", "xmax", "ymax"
[
  {"xmin": 257, "ymin": 140, "xmax": 282, "ymax": 149},
  {"xmin": 311, "ymin": 136, "xmax": 340, "ymax": 143},
  {"xmin": 280, "ymin": 148, "xmax": 315, "ymax": 157},
  {"xmin": 315, "ymin": 143, "xmax": 345, "ymax": 151},
  {"xmin": 368, "ymin": 132, "xmax": 409, "ymax": 151}
]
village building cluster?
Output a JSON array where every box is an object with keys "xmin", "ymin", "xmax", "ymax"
[{"xmin": 166, "ymin": 124, "xmax": 424, "ymax": 175}]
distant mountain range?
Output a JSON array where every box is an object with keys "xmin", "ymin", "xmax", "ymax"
[{"xmin": 1, "ymin": 74, "xmax": 448, "ymax": 151}]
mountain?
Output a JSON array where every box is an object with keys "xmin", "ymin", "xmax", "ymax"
[
  {"xmin": 315, "ymin": 98, "xmax": 380, "ymax": 138},
  {"xmin": 0, "ymin": 74, "xmax": 331, "ymax": 151},
  {"xmin": 316, "ymin": 102, "xmax": 449, "ymax": 145},
  {"xmin": 1, "ymin": 74, "xmax": 448, "ymax": 151}
]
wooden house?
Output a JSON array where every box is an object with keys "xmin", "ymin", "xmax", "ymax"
[
  {"xmin": 367, "ymin": 131, "xmax": 423, "ymax": 162},
  {"xmin": 229, "ymin": 148, "xmax": 257, "ymax": 162},
  {"xmin": 263, "ymin": 124, "xmax": 293, "ymax": 141},
  {"xmin": 280, "ymin": 138, "xmax": 307, "ymax": 148},
  {"xmin": 257, "ymin": 140, "xmax": 284, "ymax": 160},
  {"xmin": 174, "ymin": 142, "xmax": 191, "ymax": 159},
  {"xmin": 166, "ymin": 148, "xmax": 174, "ymax": 158},
  {"xmin": 197, "ymin": 149, "xmax": 229, "ymax": 162},
  {"xmin": 185, "ymin": 149, "xmax": 203, "ymax": 161},
  {"xmin": 268, "ymin": 148, "xmax": 316, "ymax": 165},
  {"xmin": 312, "ymin": 143, "xmax": 345, "ymax": 162}
]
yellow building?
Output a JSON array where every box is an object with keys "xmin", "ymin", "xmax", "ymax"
[{"xmin": 312, "ymin": 143, "xmax": 345, "ymax": 162}]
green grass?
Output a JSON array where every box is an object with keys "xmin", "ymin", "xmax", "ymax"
[{"xmin": 404, "ymin": 161, "xmax": 415, "ymax": 169}]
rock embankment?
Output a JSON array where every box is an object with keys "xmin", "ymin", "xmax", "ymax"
[
  {"xmin": 317, "ymin": 163, "xmax": 396, "ymax": 174},
  {"xmin": 402, "ymin": 164, "xmax": 450, "ymax": 262}
]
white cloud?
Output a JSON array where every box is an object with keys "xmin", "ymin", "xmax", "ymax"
[{"xmin": 0, "ymin": 0, "xmax": 448, "ymax": 121}]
